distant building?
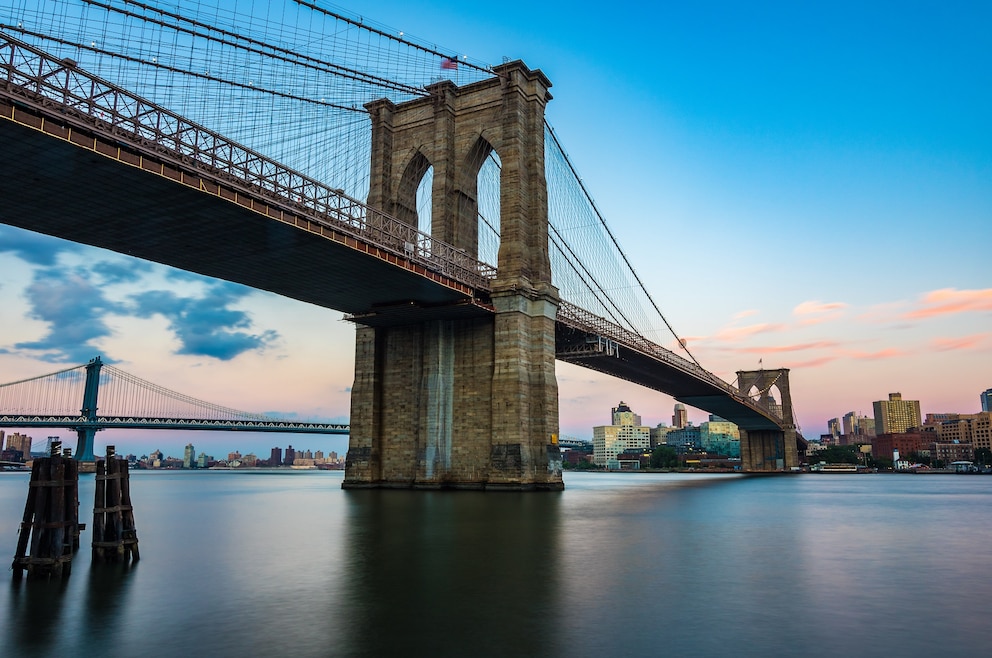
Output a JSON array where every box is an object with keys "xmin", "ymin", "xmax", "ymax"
[
  {"xmin": 269, "ymin": 446, "xmax": 282, "ymax": 466},
  {"xmin": 196, "ymin": 452, "xmax": 210, "ymax": 468},
  {"xmin": 981, "ymin": 389, "xmax": 992, "ymax": 413},
  {"xmin": 667, "ymin": 425, "xmax": 702, "ymax": 453},
  {"xmin": 650, "ymin": 423, "xmax": 673, "ymax": 448},
  {"xmin": 183, "ymin": 443, "xmax": 196, "ymax": 469},
  {"xmin": 932, "ymin": 442, "xmax": 974, "ymax": 465},
  {"xmin": 873, "ymin": 393, "xmax": 921, "ymax": 434},
  {"xmin": 871, "ymin": 432, "xmax": 929, "ymax": 461},
  {"xmin": 672, "ymin": 403, "xmax": 688, "ymax": 429},
  {"xmin": 3, "ymin": 431, "xmax": 33, "ymax": 456},
  {"xmin": 284, "ymin": 445, "xmax": 296, "ymax": 465},
  {"xmin": 593, "ymin": 401, "xmax": 651, "ymax": 468},
  {"xmin": 827, "ymin": 418, "xmax": 841, "ymax": 438},
  {"xmin": 700, "ymin": 416, "xmax": 740, "ymax": 457}
]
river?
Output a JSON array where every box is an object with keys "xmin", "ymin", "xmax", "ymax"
[{"xmin": 1, "ymin": 470, "xmax": 989, "ymax": 657}]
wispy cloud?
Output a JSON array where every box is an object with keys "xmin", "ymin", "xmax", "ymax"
[
  {"xmin": 930, "ymin": 333, "xmax": 992, "ymax": 352},
  {"xmin": 712, "ymin": 323, "xmax": 787, "ymax": 342},
  {"xmin": 793, "ymin": 300, "xmax": 847, "ymax": 325},
  {"xmin": 735, "ymin": 341, "xmax": 841, "ymax": 354},
  {"xmin": 846, "ymin": 348, "xmax": 905, "ymax": 361},
  {"xmin": 904, "ymin": 288, "xmax": 992, "ymax": 320},
  {"xmin": 732, "ymin": 309, "xmax": 759, "ymax": 320},
  {"xmin": 782, "ymin": 356, "xmax": 838, "ymax": 369}
]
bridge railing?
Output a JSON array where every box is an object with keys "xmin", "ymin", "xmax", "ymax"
[
  {"xmin": 557, "ymin": 301, "xmax": 776, "ymax": 418},
  {"xmin": 0, "ymin": 31, "xmax": 496, "ymax": 290}
]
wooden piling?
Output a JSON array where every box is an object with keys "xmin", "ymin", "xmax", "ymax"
[
  {"xmin": 92, "ymin": 446, "xmax": 139, "ymax": 563},
  {"xmin": 11, "ymin": 442, "xmax": 79, "ymax": 580}
]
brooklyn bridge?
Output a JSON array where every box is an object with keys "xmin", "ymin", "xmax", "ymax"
[{"xmin": 0, "ymin": 0, "xmax": 803, "ymax": 488}]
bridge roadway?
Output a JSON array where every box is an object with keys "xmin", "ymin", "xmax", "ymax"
[{"xmin": 0, "ymin": 35, "xmax": 784, "ymax": 434}]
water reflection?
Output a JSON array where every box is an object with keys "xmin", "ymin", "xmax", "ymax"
[
  {"xmin": 6, "ymin": 576, "xmax": 70, "ymax": 654},
  {"xmin": 339, "ymin": 489, "xmax": 563, "ymax": 657}
]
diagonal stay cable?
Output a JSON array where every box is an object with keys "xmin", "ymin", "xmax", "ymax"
[{"xmin": 545, "ymin": 120, "xmax": 704, "ymax": 369}]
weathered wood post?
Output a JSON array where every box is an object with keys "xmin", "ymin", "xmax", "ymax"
[
  {"xmin": 11, "ymin": 441, "xmax": 79, "ymax": 580},
  {"xmin": 92, "ymin": 446, "xmax": 139, "ymax": 563}
]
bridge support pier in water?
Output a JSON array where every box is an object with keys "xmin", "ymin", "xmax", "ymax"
[
  {"xmin": 737, "ymin": 368, "xmax": 800, "ymax": 471},
  {"xmin": 344, "ymin": 61, "xmax": 562, "ymax": 490}
]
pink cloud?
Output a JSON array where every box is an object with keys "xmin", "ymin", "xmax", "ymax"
[
  {"xmin": 732, "ymin": 309, "xmax": 759, "ymax": 320},
  {"xmin": 930, "ymin": 333, "xmax": 992, "ymax": 352},
  {"xmin": 904, "ymin": 288, "xmax": 992, "ymax": 320},
  {"xmin": 794, "ymin": 300, "xmax": 847, "ymax": 315},
  {"xmin": 713, "ymin": 323, "xmax": 787, "ymax": 342},
  {"xmin": 735, "ymin": 341, "xmax": 841, "ymax": 354},
  {"xmin": 793, "ymin": 300, "xmax": 847, "ymax": 326},
  {"xmin": 782, "ymin": 356, "xmax": 839, "ymax": 369},
  {"xmin": 846, "ymin": 348, "xmax": 905, "ymax": 361}
]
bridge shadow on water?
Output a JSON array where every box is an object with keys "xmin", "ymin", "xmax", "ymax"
[{"xmin": 336, "ymin": 489, "xmax": 563, "ymax": 657}]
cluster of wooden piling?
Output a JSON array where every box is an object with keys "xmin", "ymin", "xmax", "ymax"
[
  {"xmin": 92, "ymin": 446, "xmax": 139, "ymax": 563},
  {"xmin": 11, "ymin": 442, "xmax": 81, "ymax": 580},
  {"xmin": 11, "ymin": 444, "xmax": 138, "ymax": 580}
]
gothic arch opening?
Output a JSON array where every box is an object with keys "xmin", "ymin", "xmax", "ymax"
[
  {"xmin": 476, "ymin": 148, "xmax": 501, "ymax": 269},
  {"xmin": 395, "ymin": 150, "xmax": 432, "ymax": 228},
  {"xmin": 416, "ymin": 164, "xmax": 433, "ymax": 238}
]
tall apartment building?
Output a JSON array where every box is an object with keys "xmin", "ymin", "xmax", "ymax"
[
  {"xmin": 672, "ymin": 403, "xmax": 688, "ymax": 429},
  {"xmin": 3, "ymin": 431, "xmax": 33, "ymax": 455},
  {"xmin": 593, "ymin": 401, "xmax": 651, "ymax": 468},
  {"xmin": 873, "ymin": 393, "xmax": 922, "ymax": 434},
  {"xmin": 183, "ymin": 443, "xmax": 196, "ymax": 469},
  {"xmin": 982, "ymin": 388, "xmax": 992, "ymax": 413}
]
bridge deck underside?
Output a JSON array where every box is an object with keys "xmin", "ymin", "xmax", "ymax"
[
  {"xmin": 0, "ymin": 117, "xmax": 487, "ymax": 321},
  {"xmin": 556, "ymin": 325, "xmax": 781, "ymax": 431}
]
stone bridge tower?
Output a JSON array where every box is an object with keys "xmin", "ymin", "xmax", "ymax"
[
  {"xmin": 736, "ymin": 368, "xmax": 800, "ymax": 471},
  {"xmin": 343, "ymin": 61, "xmax": 562, "ymax": 490}
]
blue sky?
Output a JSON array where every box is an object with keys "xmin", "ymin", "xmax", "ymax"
[{"xmin": 1, "ymin": 0, "xmax": 989, "ymax": 457}]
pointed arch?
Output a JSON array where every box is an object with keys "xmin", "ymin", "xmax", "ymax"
[{"xmin": 394, "ymin": 150, "xmax": 432, "ymax": 227}]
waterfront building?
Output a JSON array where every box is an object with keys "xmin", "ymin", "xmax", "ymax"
[
  {"xmin": 592, "ymin": 401, "xmax": 651, "ymax": 468},
  {"xmin": 972, "ymin": 413, "xmax": 992, "ymax": 454},
  {"xmin": 873, "ymin": 393, "xmax": 922, "ymax": 434},
  {"xmin": 700, "ymin": 416, "xmax": 740, "ymax": 457},
  {"xmin": 672, "ymin": 403, "xmax": 688, "ymax": 429},
  {"xmin": 871, "ymin": 432, "xmax": 929, "ymax": 461},
  {"xmin": 932, "ymin": 441, "xmax": 974, "ymax": 465},
  {"xmin": 269, "ymin": 446, "xmax": 282, "ymax": 466},
  {"xmin": 196, "ymin": 452, "xmax": 210, "ymax": 468},
  {"xmin": 183, "ymin": 443, "xmax": 196, "ymax": 469},
  {"xmin": 284, "ymin": 445, "xmax": 296, "ymax": 465}
]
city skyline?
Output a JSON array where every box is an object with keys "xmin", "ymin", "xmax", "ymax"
[{"xmin": 1, "ymin": 0, "xmax": 989, "ymax": 453}]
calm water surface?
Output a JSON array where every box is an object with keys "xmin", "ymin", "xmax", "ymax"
[{"xmin": 1, "ymin": 470, "xmax": 990, "ymax": 657}]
